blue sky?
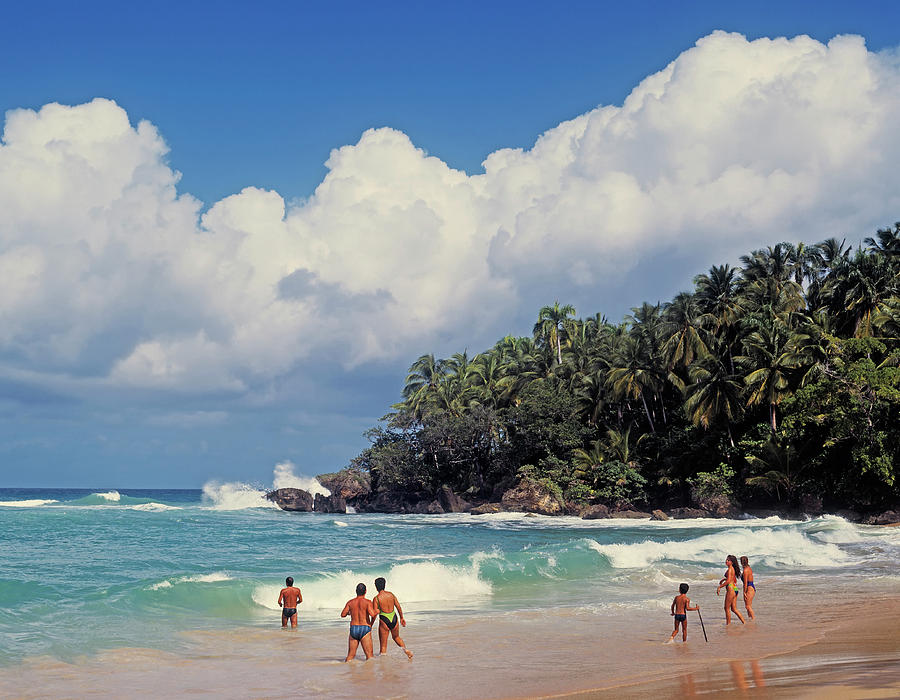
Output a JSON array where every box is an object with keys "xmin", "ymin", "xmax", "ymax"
[{"xmin": 1, "ymin": 2, "xmax": 900, "ymax": 488}]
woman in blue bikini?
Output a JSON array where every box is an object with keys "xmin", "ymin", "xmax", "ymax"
[
  {"xmin": 716, "ymin": 554, "xmax": 746, "ymax": 625},
  {"xmin": 740, "ymin": 556, "xmax": 756, "ymax": 620}
]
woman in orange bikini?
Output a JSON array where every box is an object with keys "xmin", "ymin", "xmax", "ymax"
[{"xmin": 716, "ymin": 554, "xmax": 746, "ymax": 625}]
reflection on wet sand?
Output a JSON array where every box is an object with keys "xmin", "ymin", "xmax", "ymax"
[{"xmin": 730, "ymin": 659, "xmax": 766, "ymax": 691}]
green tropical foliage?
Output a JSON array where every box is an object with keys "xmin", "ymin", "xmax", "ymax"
[{"xmin": 354, "ymin": 226, "xmax": 900, "ymax": 511}]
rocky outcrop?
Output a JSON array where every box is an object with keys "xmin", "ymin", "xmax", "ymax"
[
  {"xmin": 581, "ymin": 504, "xmax": 610, "ymax": 520},
  {"xmin": 314, "ymin": 493, "xmax": 347, "ymax": 513},
  {"xmin": 691, "ymin": 488, "xmax": 741, "ymax": 518},
  {"xmin": 411, "ymin": 499, "xmax": 445, "ymax": 514},
  {"xmin": 438, "ymin": 485, "xmax": 471, "ymax": 513},
  {"xmin": 266, "ymin": 488, "xmax": 314, "ymax": 512},
  {"xmin": 470, "ymin": 503, "xmax": 505, "ymax": 515},
  {"xmin": 651, "ymin": 509, "xmax": 669, "ymax": 521},
  {"xmin": 608, "ymin": 509, "xmax": 652, "ymax": 519},
  {"xmin": 501, "ymin": 479, "xmax": 565, "ymax": 515},
  {"xmin": 862, "ymin": 509, "xmax": 900, "ymax": 525},
  {"xmin": 316, "ymin": 469, "xmax": 371, "ymax": 501},
  {"xmin": 669, "ymin": 507, "xmax": 708, "ymax": 519}
]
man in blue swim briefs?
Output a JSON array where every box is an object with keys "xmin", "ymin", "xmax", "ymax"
[
  {"xmin": 341, "ymin": 583, "xmax": 376, "ymax": 661},
  {"xmin": 373, "ymin": 577, "xmax": 413, "ymax": 659}
]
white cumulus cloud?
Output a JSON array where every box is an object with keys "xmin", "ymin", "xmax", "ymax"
[{"xmin": 1, "ymin": 31, "xmax": 899, "ymax": 397}]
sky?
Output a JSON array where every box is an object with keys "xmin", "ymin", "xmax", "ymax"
[{"xmin": 1, "ymin": 1, "xmax": 900, "ymax": 488}]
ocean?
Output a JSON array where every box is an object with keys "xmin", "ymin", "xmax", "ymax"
[{"xmin": 2, "ymin": 484, "xmax": 899, "ymax": 697}]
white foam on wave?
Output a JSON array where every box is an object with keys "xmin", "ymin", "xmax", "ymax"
[
  {"xmin": 149, "ymin": 572, "xmax": 232, "ymax": 590},
  {"xmin": 200, "ymin": 461, "xmax": 330, "ymax": 510},
  {"xmin": 0, "ymin": 499, "xmax": 59, "ymax": 507},
  {"xmin": 272, "ymin": 461, "xmax": 330, "ymax": 497},
  {"xmin": 129, "ymin": 502, "xmax": 181, "ymax": 512},
  {"xmin": 201, "ymin": 481, "xmax": 279, "ymax": 510},
  {"xmin": 251, "ymin": 556, "xmax": 493, "ymax": 612},
  {"xmin": 586, "ymin": 526, "xmax": 851, "ymax": 570},
  {"xmin": 95, "ymin": 490, "xmax": 121, "ymax": 502}
]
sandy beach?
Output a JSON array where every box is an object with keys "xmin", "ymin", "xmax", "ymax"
[{"xmin": 2, "ymin": 575, "xmax": 897, "ymax": 699}]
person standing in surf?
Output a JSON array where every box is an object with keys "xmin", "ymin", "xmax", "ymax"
[
  {"xmin": 340, "ymin": 583, "xmax": 376, "ymax": 661},
  {"xmin": 740, "ymin": 556, "xmax": 756, "ymax": 620},
  {"xmin": 716, "ymin": 555, "xmax": 746, "ymax": 625},
  {"xmin": 373, "ymin": 577, "xmax": 413, "ymax": 659},
  {"xmin": 277, "ymin": 576, "xmax": 302, "ymax": 628}
]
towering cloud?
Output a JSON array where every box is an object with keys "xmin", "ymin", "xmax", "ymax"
[{"xmin": 1, "ymin": 32, "xmax": 899, "ymax": 396}]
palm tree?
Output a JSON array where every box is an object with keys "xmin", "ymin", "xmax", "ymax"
[
  {"xmin": 745, "ymin": 436, "xmax": 811, "ymax": 504},
  {"xmin": 737, "ymin": 316, "xmax": 794, "ymax": 434},
  {"xmin": 399, "ymin": 354, "xmax": 446, "ymax": 418},
  {"xmin": 683, "ymin": 351, "xmax": 744, "ymax": 447},
  {"xmin": 824, "ymin": 251, "xmax": 897, "ymax": 337},
  {"xmin": 607, "ymin": 336, "xmax": 659, "ymax": 432},
  {"xmin": 662, "ymin": 292, "xmax": 709, "ymax": 371},
  {"xmin": 533, "ymin": 301, "xmax": 576, "ymax": 367}
]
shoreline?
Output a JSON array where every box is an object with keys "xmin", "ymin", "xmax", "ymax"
[
  {"xmin": 548, "ymin": 594, "xmax": 900, "ymax": 699},
  {"xmin": 2, "ymin": 578, "xmax": 897, "ymax": 699}
]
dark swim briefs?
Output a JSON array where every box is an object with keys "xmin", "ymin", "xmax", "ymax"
[
  {"xmin": 674, "ymin": 614, "xmax": 686, "ymax": 622},
  {"xmin": 349, "ymin": 624, "xmax": 371, "ymax": 641},
  {"xmin": 282, "ymin": 608, "xmax": 297, "ymax": 617},
  {"xmin": 379, "ymin": 610, "xmax": 399, "ymax": 630}
]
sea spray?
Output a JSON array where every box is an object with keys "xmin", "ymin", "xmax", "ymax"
[
  {"xmin": 201, "ymin": 461, "xmax": 329, "ymax": 510},
  {"xmin": 201, "ymin": 481, "xmax": 277, "ymax": 510},
  {"xmin": 272, "ymin": 461, "xmax": 330, "ymax": 497}
]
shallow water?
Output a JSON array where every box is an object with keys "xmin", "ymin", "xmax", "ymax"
[{"xmin": 1, "ymin": 487, "xmax": 898, "ymax": 696}]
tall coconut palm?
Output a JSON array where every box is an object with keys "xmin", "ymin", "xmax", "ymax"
[
  {"xmin": 683, "ymin": 351, "xmax": 743, "ymax": 447},
  {"xmin": 533, "ymin": 301, "xmax": 577, "ymax": 367},
  {"xmin": 607, "ymin": 336, "xmax": 659, "ymax": 432},
  {"xmin": 824, "ymin": 252, "xmax": 897, "ymax": 337},
  {"xmin": 736, "ymin": 316, "xmax": 794, "ymax": 434},
  {"xmin": 399, "ymin": 353, "xmax": 447, "ymax": 418},
  {"xmin": 662, "ymin": 292, "xmax": 709, "ymax": 371}
]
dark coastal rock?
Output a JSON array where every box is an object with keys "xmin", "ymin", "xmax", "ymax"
[
  {"xmin": 650, "ymin": 509, "xmax": 669, "ymax": 521},
  {"xmin": 581, "ymin": 504, "xmax": 610, "ymax": 520},
  {"xmin": 669, "ymin": 507, "xmax": 708, "ymax": 519},
  {"xmin": 501, "ymin": 479, "xmax": 565, "ymax": 515},
  {"xmin": 315, "ymin": 469, "xmax": 371, "ymax": 501},
  {"xmin": 470, "ymin": 503, "xmax": 505, "ymax": 515},
  {"xmin": 266, "ymin": 488, "xmax": 314, "ymax": 512},
  {"xmin": 863, "ymin": 509, "xmax": 900, "ymax": 525},
  {"xmin": 411, "ymin": 499, "xmax": 445, "ymax": 514},
  {"xmin": 437, "ymin": 485, "xmax": 471, "ymax": 513},
  {"xmin": 800, "ymin": 494, "xmax": 824, "ymax": 514},
  {"xmin": 835, "ymin": 509, "xmax": 862, "ymax": 522},
  {"xmin": 608, "ymin": 510, "xmax": 652, "ymax": 519},
  {"xmin": 314, "ymin": 493, "xmax": 347, "ymax": 513},
  {"xmin": 690, "ymin": 488, "xmax": 740, "ymax": 518},
  {"xmin": 368, "ymin": 491, "xmax": 416, "ymax": 513}
]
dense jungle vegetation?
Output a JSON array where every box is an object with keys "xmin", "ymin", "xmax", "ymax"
[{"xmin": 351, "ymin": 224, "xmax": 900, "ymax": 511}]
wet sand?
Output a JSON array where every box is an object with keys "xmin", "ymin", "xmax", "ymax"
[{"xmin": 2, "ymin": 579, "xmax": 897, "ymax": 698}]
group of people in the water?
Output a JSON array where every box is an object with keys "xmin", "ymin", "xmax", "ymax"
[
  {"xmin": 279, "ymin": 555, "xmax": 757, "ymax": 654},
  {"xmin": 277, "ymin": 576, "xmax": 413, "ymax": 661},
  {"xmin": 668, "ymin": 554, "xmax": 756, "ymax": 643}
]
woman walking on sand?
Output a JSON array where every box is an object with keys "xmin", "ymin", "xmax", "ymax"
[
  {"xmin": 716, "ymin": 555, "xmax": 746, "ymax": 625},
  {"xmin": 740, "ymin": 556, "xmax": 756, "ymax": 620}
]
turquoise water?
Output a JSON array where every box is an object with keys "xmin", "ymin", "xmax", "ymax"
[{"xmin": 2, "ymin": 486, "xmax": 898, "ymax": 667}]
